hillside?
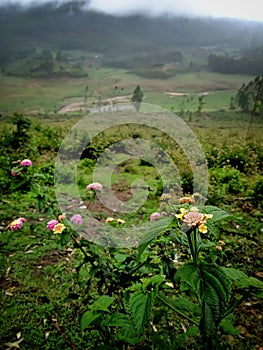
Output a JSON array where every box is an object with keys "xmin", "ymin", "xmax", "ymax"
[{"xmin": 1, "ymin": 1, "xmax": 263, "ymax": 66}]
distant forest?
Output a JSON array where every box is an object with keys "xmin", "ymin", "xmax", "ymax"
[{"xmin": 0, "ymin": 0, "xmax": 263, "ymax": 74}]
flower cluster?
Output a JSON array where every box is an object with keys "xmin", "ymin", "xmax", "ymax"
[
  {"xmin": 176, "ymin": 207, "xmax": 213, "ymax": 233},
  {"xmin": 46, "ymin": 219, "xmax": 66, "ymax": 234},
  {"xmin": 105, "ymin": 217, "xmax": 125, "ymax": 224},
  {"xmin": 150, "ymin": 212, "xmax": 161, "ymax": 222},
  {"xmin": 70, "ymin": 214, "xmax": 83, "ymax": 226},
  {"xmin": 86, "ymin": 182, "xmax": 103, "ymax": 191},
  {"xmin": 47, "ymin": 214, "xmax": 83, "ymax": 235},
  {"xmin": 11, "ymin": 158, "xmax": 33, "ymax": 177},
  {"xmin": 8, "ymin": 217, "xmax": 27, "ymax": 231}
]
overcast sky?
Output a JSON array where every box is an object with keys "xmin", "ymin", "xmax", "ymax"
[{"xmin": 2, "ymin": 0, "xmax": 263, "ymax": 22}]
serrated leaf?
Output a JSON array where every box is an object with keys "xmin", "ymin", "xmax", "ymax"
[
  {"xmin": 106, "ymin": 313, "xmax": 131, "ymax": 327},
  {"xmin": 137, "ymin": 218, "xmax": 171, "ymax": 260},
  {"xmin": 177, "ymin": 262, "xmax": 200, "ymax": 292},
  {"xmin": 172, "ymin": 297, "xmax": 201, "ymax": 315},
  {"xmin": 141, "ymin": 275, "xmax": 165, "ymax": 292},
  {"xmin": 221, "ymin": 267, "xmax": 263, "ymax": 289},
  {"xmin": 89, "ymin": 295, "xmax": 114, "ymax": 312},
  {"xmin": 80, "ymin": 311, "xmax": 100, "ymax": 329},
  {"xmin": 219, "ymin": 318, "xmax": 240, "ymax": 335},
  {"xmin": 199, "ymin": 263, "xmax": 232, "ymax": 338},
  {"xmin": 203, "ymin": 205, "xmax": 233, "ymax": 222},
  {"xmin": 128, "ymin": 289, "xmax": 156, "ymax": 336}
]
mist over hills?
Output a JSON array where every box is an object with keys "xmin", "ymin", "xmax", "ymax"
[{"xmin": 0, "ymin": 0, "xmax": 263, "ymax": 65}]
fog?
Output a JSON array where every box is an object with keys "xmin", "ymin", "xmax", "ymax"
[{"xmin": 1, "ymin": 0, "xmax": 263, "ymax": 22}]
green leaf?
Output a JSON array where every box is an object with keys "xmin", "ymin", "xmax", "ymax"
[
  {"xmin": 89, "ymin": 295, "xmax": 115, "ymax": 312},
  {"xmin": 177, "ymin": 262, "xmax": 200, "ymax": 292},
  {"xmin": 219, "ymin": 318, "xmax": 240, "ymax": 335},
  {"xmin": 203, "ymin": 205, "xmax": 233, "ymax": 222},
  {"xmin": 137, "ymin": 218, "xmax": 171, "ymax": 260},
  {"xmin": 106, "ymin": 313, "xmax": 131, "ymax": 327},
  {"xmin": 177, "ymin": 262, "xmax": 232, "ymax": 338},
  {"xmin": 221, "ymin": 267, "xmax": 263, "ymax": 289},
  {"xmin": 107, "ymin": 313, "xmax": 139, "ymax": 345},
  {"xmin": 199, "ymin": 263, "xmax": 232, "ymax": 338},
  {"xmin": 141, "ymin": 275, "xmax": 165, "ymax": 292},
  {"xmin": 172, "ymin": 297, "xmax": 201, "ymax": 316},
  {"xmin": 128, "ymin": 288, "xmax": 156, "ymax": 336},
  {"xmin": 80, "ymin": 311, "xmax": 100, "ymax": 329}
]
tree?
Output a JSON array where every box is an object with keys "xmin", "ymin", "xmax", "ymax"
[
  {"xmin": 131, "ymin": 86, "xmax": 144, "ymax": 112},
  {"xmin": 41, "ymin": 49, "xmax": 54, "ymax": 74},
  {"xmin": 234, "ymin": 76, "xmax": 263, "ymax": 114},
  {"xmin": 234, "ymin": 76, "xmax": 263, "ymax": 139}
]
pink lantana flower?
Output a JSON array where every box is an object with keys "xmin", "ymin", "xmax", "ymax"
[
  {"xmin": 46, "ymin": 219, "xmax": 59, "ymax": 231},
  {"xmin": 86, "ymin": 182, "xmax": 103, "ymax": 191},
  {"xmin": 70, "ymin": 214, "xmax": 83, "ymax": 225},
  {"xmin": 8, "ymin": 217, "xmax": 27, "ymax": 231},
  {"xmin": 150, "ymin": 212, "xmax": 161, "ymax": 222},
  {"xmin": 21, "ymin": 159, "xmax": 32, "ymax": 167},
  {"xmin": 11, "ymin": 169, "xmax": 17, "ymax": 177}
]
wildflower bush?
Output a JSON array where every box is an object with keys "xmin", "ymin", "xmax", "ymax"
[
  {"xmin": 0, "ymin": 112, "xmax": 263, "ymax": 349},
  {"xmin": 42, "ymin": 190, "xmax": 263, "ymax": 350}
]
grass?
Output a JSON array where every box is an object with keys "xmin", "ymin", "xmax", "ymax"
[
  {"xmin": 0, "ymin": 65, "xmax": 262, "ymax": 349},
  {"xmin": 0, "ymin": 68, "xmax": 255, "ymax": 115}
]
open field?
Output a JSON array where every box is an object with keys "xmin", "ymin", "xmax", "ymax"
[{"xmin": 0, "ymin": 69, "xmax": 255, "ymax": 115}]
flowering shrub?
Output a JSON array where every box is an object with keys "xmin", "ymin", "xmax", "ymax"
[{"xmin": 42, "ymin": 190, "xmax": 263, "ymax": 349}]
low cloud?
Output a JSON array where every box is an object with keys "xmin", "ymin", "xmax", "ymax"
[{"xmin": 1, "ymin": 0, "xmax": 263, "ymax": 22}]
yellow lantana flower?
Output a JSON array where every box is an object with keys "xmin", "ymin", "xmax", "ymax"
[
  {"xmin": 105, "ymin": 217, "xmax": 115, "ymax": 223},
  {"xmin": 176, "ymin": 208, "xmax": 188, "ymax": 220},
  {"xmin": 205, "ymin": 214, "xmax": 213, "ymax": 220},
  {"xmin": 198, "ymin": 224, "xmax": 208, "ymax": 234},
  {"xmin": 53, "ymin": 223, "xmax": 66, "ymax": 234},
  {"xmin": 117, "ymin": 219, "xmax": 125, "ymax": 224}
]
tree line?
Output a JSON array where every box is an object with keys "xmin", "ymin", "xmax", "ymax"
[{"xmin": 208, "ymin": 53, "xmax": 263, "ymax": 75}]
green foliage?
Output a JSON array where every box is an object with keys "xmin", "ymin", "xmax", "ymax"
[
  {"xmin": 128, "ymin": 287, "xmax": 156, "ymax": 336},
  {"xmin": 137, "ymin": 218, "xmax": 171, "ymax": 260},
  {"xmin": 208, "ymin": 54, "xmax": 263, "ymax": 75},
  {"xmin": 221, "ymin": 267, "xmax": 263, "ymax": 290},
  {"xmin": 234, "ymin": 75, "xmax": 263, "ymax": 113},
  {"xmin": 131, "ymin": 85, "xmax": 144, "ymax": 111}
]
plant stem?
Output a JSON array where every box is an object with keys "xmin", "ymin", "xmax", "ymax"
[
  {"xmin": 157, "ymin": 293, "xmax": 199, "ymax": 326},
  {"xmin": 187, "ymin": 229, "xmax": 195, "ymax": 263},
  {"xmin": 71, "ymin": 235, "xmax": 88, "ymax": 258},
  {"xmin": 193, "ymin": 228, "xmax": 197, "ymax": 264}
]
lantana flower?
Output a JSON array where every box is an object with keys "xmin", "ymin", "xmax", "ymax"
[
  {"xmin": 160, "ymin": 193, "xmax": 171, "ymax": 202},
  {"xmin": 175, "ymin": 208, "xmax": 188, "ymax": 220},
  {"xmin": 117, "ymin": 218, "xmax": 125, "ymax": 224},
  {"xmin": 46, "ymin": 219, "xmax": 59, "ymax": 231},
  {"xmin": 105, "ymin": 217, "xmax": 115, "ymax": 223},
  {"xmin": 8, "ymin": 217, "xmax": 27, "ymax": 231},
  {"xmin": 11, "ymin": 169, "xmax": 17, "ymax": 177},
  {"xmin": 21, "ymin": 159, "xmax": 32, "ymax": 167},
  {"xmin": 176, "ymin": 207, "xmax": 213, "ymax": 233},
  {"xmin": 53, "ymin": 223, "xmax": 66, "ymax": 234},
  {"xmin": 70, "ymin": 214, "xmax": 83, "ymax": 225},
  {"xmin": 180, "ymin": 196, "xmax": 195, "ymax": 204},
  {"xmin": 150, "ymin": 212, "xmax": 161, "ymax": 222},
  {"xmin": 86, "ymin": 182, "xmax": 103, "ymax": 191},
  {"xmin": 58, "ymin": 213, "xmax": 66, "ymax": 221}
]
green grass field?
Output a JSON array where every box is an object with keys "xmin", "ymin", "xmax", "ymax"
[{"xmin": 0, "ymin": 68, "xmax": 255, "ymax": 115}]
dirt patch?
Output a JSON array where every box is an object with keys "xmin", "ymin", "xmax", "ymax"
[
  {"xmin": 57, "ymin": 95, "xmax": 131, "ymax": 114},
  {"xmin": 35, "ymin": 249, "xmax": 74, "ymax": 267},
  {"xmin": 164, "ymin": 92, "xmax": 188, "ymax": 96}
]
